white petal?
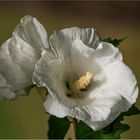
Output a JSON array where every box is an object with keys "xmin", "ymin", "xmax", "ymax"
[
  {"xmin": 49, "ymin": 27, "xmax": 100, "ymax": 58},
  {"xmin": 84, "ymin": 96, "xmax": 128, "ymax": 130},
  {"xmin": 42, "ymin": 56, "xmax": 138, "ymax": 131},
  {"xmin": 43, "ymin": 64, "xmax": 137, "ymax": 130},
  {"xmin": 71, "ymin": 39, "xmax": 96, "ymax": 76},
  {"xmin": 0, "ymin": 35, "xmax": 41, "ymax": 99},
  {"xmin": 71, "ymin": 40, "xmax": 122, "ymax": 76},
  {"xmin": 81, "ymin": 61, "xmax": 138, "ymax": 130},
  {"xmin": 8, "ymin": 36, "xmax": 40, "ymax": 74},
  {"xmin": 13, "ymin": 15, "xmax": 48, "ymax": 51},
  {"xmin": 33, "ymin": 49, "xmax": 77, "ymax": 106},
  {"xmin": 103, "ymin": 61, "xmax": 138, "ymax": 105},
  {"xmin": 44, "ymin": 87, "xmax": 130, "ymax": 131},
  {"xmin": 33, "ymin": 49, "xmax": 64, "ymax": 91},
  {"xmin": 0, "ymin": 37, "xmax": 39, "ymax": 90},
  {"xmin": 34, "ymin": 26, "xmax": 137, "ymax": 131},
  {"xmin": 44, "ymin": 94, "xmax": 71, "ymax": 118},
  {"xmin": 44, "ymin": 94, "xmax": 92, "ymax": 120},
  {"xmin": 94, "ymin": 41, "xmax": 122, "ymax": 68},
  {"xmin": 44, "ymin": 91, "xmax": 126, "ymax": 131},
  {"xmin": 0, "ymin": 16, "xmax": 49, "ymax": 100},
  {"xmin": 0, "ymin": 74, "xmax": 16, "ymax": 100}
]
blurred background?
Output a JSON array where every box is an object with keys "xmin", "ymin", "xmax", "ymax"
[{"xmin": 0, "ymin": 1, "xmax": 140, "ymax": 139}]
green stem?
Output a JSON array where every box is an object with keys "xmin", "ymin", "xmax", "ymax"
[{"xmin": 72, "ymin": 118, "xmax": 77, "ymax": 140}]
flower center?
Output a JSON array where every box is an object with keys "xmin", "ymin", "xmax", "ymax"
[
  {"xmin": 67, "ymin": 72, "xmax": 93, "ymax": 97},
  {"xmin": 72, "ymin": 72, "xmax": 93, "ymax": 92}
]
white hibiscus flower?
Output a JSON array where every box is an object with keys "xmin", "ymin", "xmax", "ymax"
[
  {"xmin": 0, "ymin": 15, "xmax": 48, "ymax": 100},
  {"xmin": 33, "ymin": 27, "xmax": 138, "ymax": 130}
]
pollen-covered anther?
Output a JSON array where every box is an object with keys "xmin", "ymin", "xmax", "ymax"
[{"xmin": 72, "ymin": 72, "xmax": 93, "ymax": 92}]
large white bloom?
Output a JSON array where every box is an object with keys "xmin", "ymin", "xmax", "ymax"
[
  {"xmin": 0, "ymin": 15, "xmax": 48, "ymax": 100},
  {"xmin": 33, "ymin": 27, "xmax": 138, "ymax": 130}
]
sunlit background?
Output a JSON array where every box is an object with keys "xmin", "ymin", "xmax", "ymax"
[{"xmin": 0, "ymin": 1, "xmax": 140, "ymax": 139}]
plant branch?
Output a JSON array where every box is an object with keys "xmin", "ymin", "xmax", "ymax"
[{"xmin": 72, "ymin": 118, "xmax": 77, "ymax": 140}]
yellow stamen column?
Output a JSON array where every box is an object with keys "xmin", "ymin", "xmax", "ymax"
[{"xmin": 72, "ymin": 72, "xmax": 93, "ymax": 92}]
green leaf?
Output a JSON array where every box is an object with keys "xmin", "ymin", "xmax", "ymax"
[
  {"xmin": 76, "ymin": 120, "xmax": 130, "ymax": 139},
  {"xmin": 103, "ymin": 36, "xmax": 127, "ymax": 47},
  {"xmin": 101, "ymin": 120, "xmax": 130, "ymax": 139},
  {"xmin": 75, "ymin": 104, "xmax": 140, "ymax": 139},
  {"xmin": 76, "ymin": 121, "xmax": 100, "ymax": 139},
  {"xmin": 118, "ymin": 104, "xmax": 140, "ymax": 121},
  {"xmin": 48, "ymin": 115, "xmax": 70, "ymax": 139},
  {"xmin": 101, "ymin": 104, "xmax": 140, "ymax": 139}
]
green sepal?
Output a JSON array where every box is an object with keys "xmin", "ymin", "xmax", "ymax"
[
  {"xmin": 117, "ymin": 104, "xmax": 140, "ymax": 121},
  {"xmin": 48, "ymin": 115, "xmax": 70, "ymax": 139},
  {"xmin": 103, "ymin": 36, "xmax": 127, "ymax": 47}
]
